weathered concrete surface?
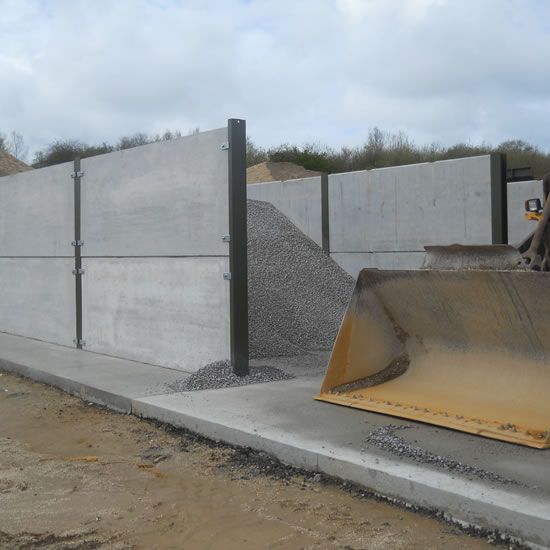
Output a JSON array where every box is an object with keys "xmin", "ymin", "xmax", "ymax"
[
  {"xmin": 0, "ymin": 258, "xmax": 75, "ymax": 347},
  {"xmin": 80, "ymin": 128, "xmax": 229, "ymax": 257},
  {"xmin": 330, "ymin": 251, "xmax": 426, "ymax": 278},
  {"xmin": 329, "ymin": 156, "xmax": 493, "ymax": 254},
  {"xmin": 508, "ymin": 180, "xmax": 543, "ymax": 244},
  {"xmin": 1, "ymin": 332, "xmax": 549, "ymax": 548},
  {"xmin": 82, "ymin": 257, "xmax": 230, "ymax": 372},
  {"xmin": 0, "ymin": 161, "xmax": 73, "ymax": 257},
  {"xmin": 247, "ymin": 177, "xmax": 323, "ymax": 247}
]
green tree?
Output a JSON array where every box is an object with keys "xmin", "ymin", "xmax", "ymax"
[{"xmin": 33, "ymin": 140, "xmax": 113, "ymax": 168}]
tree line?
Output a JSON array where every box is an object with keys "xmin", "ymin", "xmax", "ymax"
[
  {"xmin": 248, "ymin": 129, "xmax": 550, "ymax": 178},
  {"xmin": 2, "ymin": 127, "xmax": 550, "ymax": 178}
]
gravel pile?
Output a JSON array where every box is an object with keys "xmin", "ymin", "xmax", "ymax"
[
  {"xmin": 171, "ymin": 360, "xmax": 294, "ymax": 392},
  {"xmin": 364, "ymin": 425, "xmax": 514, "ymax": 484},
  {"xmin": 248, "ymin": 200, "xmax": 355, "ymax": 358}
]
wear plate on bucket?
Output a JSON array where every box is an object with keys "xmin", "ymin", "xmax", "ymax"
[{"xmin": 316, "ymin": 269, "xmax": 550, "ymax": 448}]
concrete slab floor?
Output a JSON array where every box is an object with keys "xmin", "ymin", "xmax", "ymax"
[
  {"xmin": 0, "ymin": 332, "xmax": 185, "ymax": 412},
  {"xmin": 0, "ymin": 331, "xmax": 549, "ymax": 548}
]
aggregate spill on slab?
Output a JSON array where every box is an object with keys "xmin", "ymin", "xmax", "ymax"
[
  {"xmin": 248, "ymin": 199, "xmax": 355, "ymax": 358},
  {"xmin": 364, "ymin": 425, "xmax": 515, "ymax": 484},
  {"xmin": 170, "ymin": 360, "xmax": 294, "ymax": 392}
]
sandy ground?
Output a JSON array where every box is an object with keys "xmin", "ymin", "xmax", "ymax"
[{"xmin": 0, "ymin": 372, "xmax": 500, "ymax": 550}]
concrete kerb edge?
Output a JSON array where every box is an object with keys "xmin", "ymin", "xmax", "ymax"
[
  {"xmin": 131, "ymin": 397, "xmax": 550, "ymax": 550},
  {"xmin": 0, "ymin": 358, "xmax": 132, "ymax": 413},
  {"xmin": 317, "ymin": 454, "xmax": 549, "ymax": 550},
  {"xmin": 130, "ymin": 397, "xmax": 319, "ymax": 471}
]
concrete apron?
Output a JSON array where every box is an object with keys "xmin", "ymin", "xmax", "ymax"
[{"xmin": 0, "ymin": 332, "xmax": 549, "ymax": 549}]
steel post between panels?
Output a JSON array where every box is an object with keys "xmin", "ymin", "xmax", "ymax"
[
  {"xmin": 490, "ymin": 153, "xmax": 508, "ymax": 245},
  {"xmin": 321, "ymin": 172, "xmax": 330, "ymax": 255},
  {"xmin": 72, "ymin": 158, "xmax": 83, "ymax": 349},
  {"xmin": 227, "ymin": 119, "xmax": 249, "ymax": 376}
]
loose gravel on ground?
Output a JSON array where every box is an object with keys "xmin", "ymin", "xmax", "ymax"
[
  {"xmin": 248, "ymin": 199, "xmax": 355, "ymax": 358},
  {"xmin": 364, "ymin": 425, "xmax": 515, "ymax": 484},
  {"xmin": 170, "ymin": 360, "xmax": 294, "ymax": 392}
]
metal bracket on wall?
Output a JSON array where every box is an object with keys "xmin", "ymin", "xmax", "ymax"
[
  {"xmin": 71, "ymin": 171, "xmax": 84, "ymax": 179},
  {"xmin": 72, "ymin": 268, "xmax": 85, "ymax": 275},
  {"xmin": 71, "ymin": 240, "xmax": 84, "ymax": 247},
  {"xmin": 222, "ymin": 234, "xmax": 231, "ymax": 242},
  {"xmin": 73, "ymin": 338, "xmax": 86, "ymax": 347},
  {"xmin": 223, "ymin": 272, "xmax": 232, "ymax": 280},
  {"xmin": 221, "ymin": 142, "xmax": 230, "ymax": 151}
]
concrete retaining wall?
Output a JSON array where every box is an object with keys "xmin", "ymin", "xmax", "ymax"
[
  {"xmin": 80, "ymin": 127, "xmax": 232, "ymax": 371},
  {"xmin": 249, "ymin": 156, "xmax": 497, "ymax": 278},
  {"xmin": 0, "ymin": 163, "xmax": 75, "ymax": 346},
  {"xmin": 247, "ymin": 177, "xmax": 323, "ymax": 247},
  {"xmin": 81, "ymin": 257, "xmax": 230, "ymax": 370},
  {"xmin": 81, "ymin": 131, "xmax": 229, "ymax": 257},
  {"xmin": 0, "ymin": 125, "xmax": 238, "ymax": 372},
  {"xmin": 0, "ymin": 162, "xmax": 74, "ymax": 257},
  {"xmin": 0, "ymin": 258, "xmax": 75, "ymax": 347},
  {"xmin": 507, "ymin": 180, "xmax": 543, "ymax": 244},
  {"xmin": 328, "ymin": 156, "xmax": 494, "ymax": 277}
]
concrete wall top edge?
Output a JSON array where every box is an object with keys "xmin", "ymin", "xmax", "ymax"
[
  {"xmin": 248, "ymin": 175, "xmax": 322, "ymax": 187},
  {"xmin": 80, "ymin": 126, "xmax": 227, "ymax": 169},
  {"xmin": 328, "ymin": 154, "xmax": 492, "ymax": 179},
  {"xmin": 0, "ymin": 160, "xmax": 73, "ymax": 183}
]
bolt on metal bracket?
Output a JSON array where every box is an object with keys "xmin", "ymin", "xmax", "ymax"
[
  {"xmin": 71, "ymin": 240, "xmax": 84, "ymax": 247},
  {"xmin": 222, "ymin": 234, "xmax": 231, "ymax": 242},
  {"xmin": 221, "ymin": 142, "xmax": 229, "ymax": 151},
  {"xmin": 223, "ymin": 272, "xmax": 232, "ymax": 280},
  {"xmin": 71, "ymin": 171, "xmax": 84, "ymax": 179},
  {"xmin": 72, "ymin": 268, "xmax": 85, "ymax": 275}
]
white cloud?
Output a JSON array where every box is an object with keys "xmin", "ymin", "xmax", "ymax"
[{"xmin": 1, "ymin": 0, "xmax": 549, "ymax": 159}]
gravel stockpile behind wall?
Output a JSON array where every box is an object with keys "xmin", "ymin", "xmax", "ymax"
[{"xmin": 248, "ymin": 200, "xmax": 355, "ymax": 359}]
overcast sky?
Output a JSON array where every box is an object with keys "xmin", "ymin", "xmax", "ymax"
[{"xmin": 1, "ymin": 0, "xmax": 550, "ymax": 159}]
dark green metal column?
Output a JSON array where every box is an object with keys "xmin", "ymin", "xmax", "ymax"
[
  {"xmin": 227, "ymin": 119, "xmax": 249, "ymax": 376},
  {"xmin": 490, "ymin": 153, "xmax": 508, "ymax": 245},
  {"xmin": 72, "ymin": 158, "xmax": 84, "ymax": 349}
]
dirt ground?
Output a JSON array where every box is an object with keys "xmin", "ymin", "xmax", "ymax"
[{"xmin": 0, "ymin": 373, "xmax": 500, "ymax": 550}]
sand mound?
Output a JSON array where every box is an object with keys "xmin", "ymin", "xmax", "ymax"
[{"xmin": 247, "ymin": 162, "xmax": 321, "ymax": 184}]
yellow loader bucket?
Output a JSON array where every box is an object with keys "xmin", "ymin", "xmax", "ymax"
[{"xmin": 316, "ymin": 269, "xmax": 550, "ymax": 448}]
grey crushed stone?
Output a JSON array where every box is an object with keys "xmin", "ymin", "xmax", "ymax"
[
  {"xmin": 364, "ymin": 425, "xmax": 514, "ymax": 484},
  {"xmin": 248, "ymin": 199, "xmax": 355, "ymax": 358},
  {"xmin": 170, "ymin": 360, "xmax": 294, "ymax": 392}
]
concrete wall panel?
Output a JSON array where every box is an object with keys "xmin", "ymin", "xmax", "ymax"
[
  {"xmin": 82, "ymin": 257, "xmax": 230, "ymax": 371},
  {"xmin": 0, "ymin": 258, "xmax": 75, "ymax": 346},
  {"xmin": 81, "ymin": 128, "xmax": 229, "ymax": 257},
  {"xmin": 329, "ymin": 156, "xmax": 493, "ymax": 254},
  {"xmin": 0, "ymin": 162, "xmax": 73, "ymax": 257},
  {"xmin": 247, "ymin": 177, "xmax": 323, "ymax": 246},
  {"xmin": 329, "ymin": 169, "xmax": 396, "ymax": 252},
  {"xmin": 507, "ymin": 180, "xmax": 543, "ymax": 244},
  {"xmin": 330, "ymin": 252, "xmax": 425, "ymax": 278}
]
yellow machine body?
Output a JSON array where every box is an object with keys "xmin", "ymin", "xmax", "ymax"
[{"xmin": 317, "ymin": 269, "xmax": 550, "ymax": 448}]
